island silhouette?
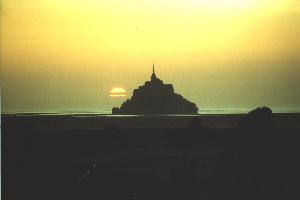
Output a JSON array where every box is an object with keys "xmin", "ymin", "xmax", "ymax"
[{"xmin": 112, "ymin": 65, "xmax": 198, "ymax": 114}]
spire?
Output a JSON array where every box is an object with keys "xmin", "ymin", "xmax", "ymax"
[
  {"xmin": 151, "ymin": 63, "xmax": 157, "ymax": 81},
  {"xmin": 152, "ymin": 64, "xmax": 155, "ymax": 75}
]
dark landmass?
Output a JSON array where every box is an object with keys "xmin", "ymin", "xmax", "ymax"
[
  {"xmin": 112, "ymin": 66, "xmax": 198, "ymax": 114},
  {"xmin": 2, "ymin": 109, "xmax": 299, "ymax": 200}
]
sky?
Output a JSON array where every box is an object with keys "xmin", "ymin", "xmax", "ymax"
[{"xmin": 1, "ymin": 0, "xmax": 300, "ymax": 113}]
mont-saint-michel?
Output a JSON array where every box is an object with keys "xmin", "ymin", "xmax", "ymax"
[
  {"xmin": 3, "ymin": 1, "xmax": 299, "ymax": 199},
  {"xmin": 112, "ymin": 65, "xmax": 198, "ymax": 114}
]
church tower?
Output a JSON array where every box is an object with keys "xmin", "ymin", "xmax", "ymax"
[
  {"xmin": 149, "ymin": 64, "xmax": 163, "ymax": 85},
  {"xmin": 151, "ymin": 64, "xmax": 157, "ymax": 81}
]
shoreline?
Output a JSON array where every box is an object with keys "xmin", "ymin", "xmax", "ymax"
[{"xmin": 2, "ymin": 113, "xmax": 300, "ymax": 129}]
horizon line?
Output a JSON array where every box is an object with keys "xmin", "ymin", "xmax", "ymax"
[{"xmin": 2, "ymin": 107, "xmax": 300, "ymax": 115}]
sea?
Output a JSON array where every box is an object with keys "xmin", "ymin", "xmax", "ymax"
[{"xmin": 3, "ymin": 107, "xmax": 300, "ymax": 116}]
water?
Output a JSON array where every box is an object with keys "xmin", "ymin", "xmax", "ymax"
[{"xmin": 3, "ymin": 107, "xmax": 300, "ymax": 116}]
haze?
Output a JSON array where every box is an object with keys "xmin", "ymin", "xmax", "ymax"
[{"xmin": 2, "ymin": 0, "xmax": 300, "ymax": 113}]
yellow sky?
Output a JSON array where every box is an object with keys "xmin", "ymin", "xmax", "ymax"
[{"xmin": 2, "ymin": 0, "xmax": 300, "ymax": 113}]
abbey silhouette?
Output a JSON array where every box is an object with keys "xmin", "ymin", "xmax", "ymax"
[{"xmin": 112, "ymin": 65, "xmax": 198, "ymax": 114}]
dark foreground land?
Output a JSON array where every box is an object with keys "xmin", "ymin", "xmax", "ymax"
[{"xmin": 2, "ymin": 114, "xmax": 299, "ymax": 200}]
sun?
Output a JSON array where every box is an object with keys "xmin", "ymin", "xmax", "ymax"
[{"xmin": 110, "ymin": 87, "xmax": 127, "ymax": 97}]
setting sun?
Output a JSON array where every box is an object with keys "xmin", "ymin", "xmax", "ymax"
[{"xmin": 110, "ymin": 87, "xmax": 127, "ymax": 97}]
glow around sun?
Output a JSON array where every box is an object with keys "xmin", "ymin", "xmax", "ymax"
[{"xmin": 110, "ymin": 87, "xmax": 127, "ymax": 97}]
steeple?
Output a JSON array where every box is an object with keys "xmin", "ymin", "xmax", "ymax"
[
  {"xmin": 152, "ymin": 64, "xmax": 155, "ymax": 75},
  {"xmin": 151, "ymin": 64, "xmax": 157, "ymax": 81}
]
